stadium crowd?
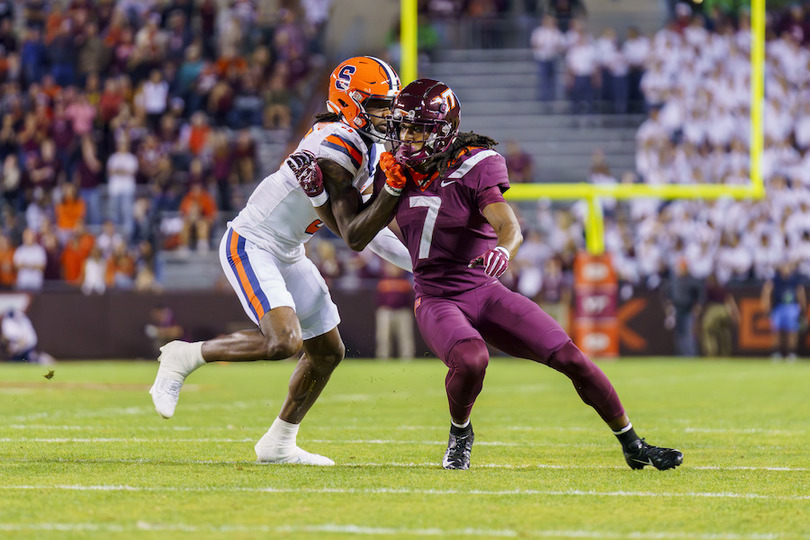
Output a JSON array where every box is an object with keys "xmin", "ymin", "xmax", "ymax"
[
  {"xmin": 2, "ymin": 0, "xmax": 810, "ymax": 306},
  {"xmin": 590, "ymin": 4, "xmax": 810, "ymax": 291},
  {"xmin": 0, "ymin": 0, "xmax": 326, "ymax": 292}
]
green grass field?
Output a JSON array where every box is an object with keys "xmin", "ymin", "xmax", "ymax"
[{"xmin": 1, "ymin": 357, "xmax": 809, "ymax": 539}]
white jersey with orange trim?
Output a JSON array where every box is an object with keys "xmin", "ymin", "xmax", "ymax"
[{"xmin": 229, "ymin": 121, "xmax": 381, "ymax": 263}]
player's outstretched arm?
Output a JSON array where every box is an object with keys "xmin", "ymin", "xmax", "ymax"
[
  {"xmin": 287, "ymin": 150, "xmax": 350, "ymax": 237},
  {"xmin": 290, "ymin": 150, "xmax": 402, "ymax": 251}
]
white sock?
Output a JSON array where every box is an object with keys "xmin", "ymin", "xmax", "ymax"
[
  {"xmin": 451, "ymin": 418, "xmax": 470, "ymax": 429},
  {"xmin": 611, "ymin": 422, "xmax": 633, "ymax": 436},
  {"xmin": 160, "ymin": 341, "xmax": 205, "ymax": 381},
  {"xmin": 185, "ymin": 341, "xmax": 206, "ymax": 370},
  {"xmin": 263, "ymin": 417, "xmax": 299, "ymax": 447}
]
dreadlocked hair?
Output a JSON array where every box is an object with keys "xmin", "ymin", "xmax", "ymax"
[
  {"xmin": 314, "ymin": 112, "xmax": 340, "ymax": 124},
  {"xmin": 422, "ymin": 132, "xmax": 498, "ymax": 177}
]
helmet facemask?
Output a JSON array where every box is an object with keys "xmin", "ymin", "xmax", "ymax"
[
  {"xmin": 384, "ymin": 78, "xmax": 461, "ymax": 167},
  {"xmin": 388, "ymin": 111, "xmax": 455, "ymax": 166}
]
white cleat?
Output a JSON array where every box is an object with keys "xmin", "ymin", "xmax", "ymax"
[
  {"xmin": 149, "ymin": 377, "xmax": 183, "ymax": 419},
  {"xmin": 149, "ymin": 341, "xmax": 198, "ymax": 419},
  {"xmin": 255, "ymin": 439, "xmax": 335, "ymax": 466}
]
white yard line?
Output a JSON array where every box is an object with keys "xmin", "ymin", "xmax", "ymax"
[
  {"xmin": 1, "ymin": 484, "xmax": 808, "ymax": 501},
  {"xmin": 2, "ymin": 456, "xmax": 809, "ymax": 472},
  {"xmin": 0, "ymin": 437, "xmax": 571, "ymax": 446},
  {"xmin": 6, "ymin": 424, "xmax": 806, "ymax": 436},
  {"xmin": 0, "ymin": 522, "xmax": 793, "ymax": 539}
]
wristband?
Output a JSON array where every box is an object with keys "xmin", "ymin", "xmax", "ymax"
[
  {"xmin": 309, "ymin": 191, "xmax": 329, "ymax": 207},
  {"xmin": 384, "ymin": 183, "xmax": 402, "ymax": 197},
  {"xmin": 493, "ymin": 246, "xmax": 510, "ymax": 260}
]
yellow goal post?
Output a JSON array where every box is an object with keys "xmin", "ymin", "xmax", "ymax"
[{"xmin": 400, "ymin": 0, "xmax": 766, "ymax": 255}]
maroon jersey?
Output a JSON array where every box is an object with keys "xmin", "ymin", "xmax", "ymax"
[{"xmin": 378, "ymin": 148, "xmax": 509, "ymax": 297}]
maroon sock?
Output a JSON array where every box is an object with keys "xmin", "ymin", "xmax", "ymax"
[{"xmin": 548, "ymin": 341, "xmax": 625, "ymax": 422}]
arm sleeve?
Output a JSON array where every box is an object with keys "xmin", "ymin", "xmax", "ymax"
[
  {"xmin": 473, "ymin": 153, "xmax": 510, "ymax": 212},
  {"xmin": 477, "ymin": 186, "xmax": 506, "ymax": 212},
  {"xmin": 364, "ymin": 227, "xmax": 413, "ymax": 273}
]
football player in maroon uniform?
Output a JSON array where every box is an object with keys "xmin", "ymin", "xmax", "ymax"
[{"xmin": 291, "ymin": 79, "xmax": 682, "ymax": 471}]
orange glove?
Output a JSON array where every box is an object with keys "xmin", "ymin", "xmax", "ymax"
[{"xmin": 379, "ymin": 152, "xmax": 407, "ymax": 195}]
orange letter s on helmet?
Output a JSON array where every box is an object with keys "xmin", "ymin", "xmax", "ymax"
[{"xmin": 327, "ymin": 56, "xmax": 401, "ymax": 142}]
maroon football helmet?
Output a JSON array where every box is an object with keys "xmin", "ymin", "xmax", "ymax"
[{"xmin": 387, "ymin": 79, "xmax": 461, "ymax": 166}]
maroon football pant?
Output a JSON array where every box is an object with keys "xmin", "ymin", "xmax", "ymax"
[{"xmin": 414, "ymin": 281, "xmax": 625, "ymax": 423}]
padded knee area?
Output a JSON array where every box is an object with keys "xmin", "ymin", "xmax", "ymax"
[
  {"xmin": 447, "ymin": 339, "xmax": 490, "ymax": 380},
  {"xmin": 445, "ymin": 339, "xmax": 489, "ymax": 421}
]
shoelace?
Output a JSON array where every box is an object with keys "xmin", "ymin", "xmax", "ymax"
[
  {"xmin": 158, "ymin": 379, "xmax": 182, "ymax": 396},
  {"xmin": 447, "ymin": 434, "xmax": 472, "ymax": 464}
]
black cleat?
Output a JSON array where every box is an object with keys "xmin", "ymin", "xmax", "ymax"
[
  {"xmin": 623, "ymin": 438, "xmax": 683, "ymax": 470},
  {"xmin": 442, "ymin": 425, "xmax": 474, "ymax": 470}
]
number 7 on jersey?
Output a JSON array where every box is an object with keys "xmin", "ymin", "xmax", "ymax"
[{"xmin": 410, "ymin": 196, "xmax": 441, "ymax": 260}]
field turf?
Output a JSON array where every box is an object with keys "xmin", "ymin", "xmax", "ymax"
[{"xmin": 1, "ymin": 357, "xmax": 808, "ymax": 539}]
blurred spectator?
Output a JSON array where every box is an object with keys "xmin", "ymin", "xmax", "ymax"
[
  {"xmin": 41, "ymin": 229, "xmax": 60, "ymax": 283},
  {"xmin": 48, "ymin": 19, "xmax": 77, "ymax": 87},
  {"xmin": 74, "ymin": 134, "xmax": 103, "ymax": 225},
  {"xmin": 144, "ymin": 304, "xmax": 184, "ymax": 355},
  {"xmin": 175, "ymin": 43, "xmax": 204, "ymax": 104},
  {"xmin": 210, "ymin": 131, "xmax": 234, "ymax": 212},
  {"xmin": 164, "ymin": 11, "xmax": 191, "ymax": 64},
  {"xmin": 0, "ymin": 308, "xmax": 54, "ymax": 364},
  {"xmin": 96, "ymin": 219, "xmax": 124, "ymax": 259},
  {"xmin": 76, "ymin": 21, "xmax": 106, "ymax": 85},
  {"xmin": 28, "ymin": 138, "xmax": 63, "ymax": 192},
  {"xmin": 182, "ymin": 111, "xmax": 211, "ymax": 156},
  {"xmin": 131, "ymin": 197, "xmax": 156, "ymax": 246},
  {"xmin": 179, "ymin": 181, "xmax": 217, "ymax": 252},
  {"xmin": 0, "ymin": 18, "xmax": 16, "ymax": 55},
  {"xmin": 565, "ymin": 30, "xmax": 597, "ymax": 114},
  {"xmin": 530, "ymin": 14, "xmax": 564, "ymax": 103},
  {"xmin": 25, "ymin": 189, "xmax": 52, "ymax": 233},
  {"xmin": 375, "ymin": 262, "xmax": 415, "ymax": 361},
  {"xmin": 699, "ymin": 273, "xmax": 740, "ymax": 358},
  {"xmin": 262, "ymin": 70, "xmax": 293, "ymax": 130},
  {"xmin": 231, "ymin": 74, "xmax": 263, "ymax": 129},
  {"xmin": 548, "ymin": 0, "xmax": 587, "ymax": 33},
  {"xmin": 106, "ymin": 135, "xmax": 138, "ymax": 236},
  {"xmin": 622, "ymin": 26, "xmax": 650, "ymax": 113},
  {"xmin": 312, "ymin": 239, "xmax": 341, "ymax": 288},
  {"xmin": 13, "ymin": 227, "xmax": 46, "ymax": 291},
  {"xmin": 141, "ymin": 69, "xmax": 169, "ymax": 130},
  {"xmin": 80, "ymin": 244, "xmax": 105, "ymax": 295},
  {"xmin": 99, "ymin": 77, "xmax": 124, "ymax": 127},
  {"xmin": 504, "ymin": 140, "xmax": 534, "ymax": 183},
  {"xmin": 21, "ymin": 27, "xmax": 46, "ymax": 84},
  {"xmin": 0, "ymin": 232, "xmax": 15, "ymax": 289},
  {"xmin": 2, "ymin": 154, "xmax": 25, "ymax": 213},
  {"xmin": 232, "ymin": 129, "xmax": 256, "ymax": 183},
  {"xmin": 54, "ymin": 183, "xmax": 85, "ymax": 243},
  {"xmin": 64, "ymin": 91, "xmax": 97, "ymax": 136},
  {"xmin": 50, "ymin": 101, "xmax": 77, "ymax": 176},
  {"xmin": 539, "ymin": 256, "xmax": 573, "ymax": 333},
  {"xmin": 105, "ymin": 242, "xmax": 135, "ymax": 289},
  {"xmin": 301, "ymin": 0, "xmax": 333, "ymax": 54},
  {"xmin": 761, "ymin": 259, "xmax": 806, "ymax": 361},
  {"xmin": 60, "ymin": 232, "xmax": 87, "ymax": 285},
  {"xmin": 133, "ymin": 239, "xmax": 159, "ymax": 291},
  {"xmin": 662, "ymin": 260, "xmax": 703, "ymax": 357}
]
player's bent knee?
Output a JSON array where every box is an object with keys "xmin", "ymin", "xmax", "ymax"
[
  {"xmin": 447, "ymin": 339, "xmax": 490, "ymax": 379},
  {"xmin": 266, "ymin": 327, "xmax": 304, "ymax": 359}
]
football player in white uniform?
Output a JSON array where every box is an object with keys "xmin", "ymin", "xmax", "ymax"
[{"xmin": 149, "ymin": 56, "xmax": 410, "ymax": 465}]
